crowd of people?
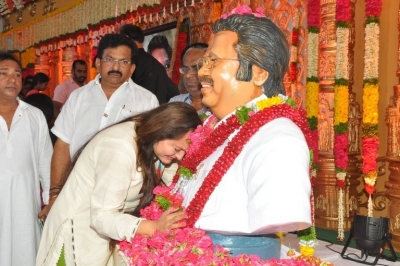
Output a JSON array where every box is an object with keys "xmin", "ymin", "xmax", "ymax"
[{"xmin": 0, "ymin": 6, "xmax": 312, "ymax": 266}]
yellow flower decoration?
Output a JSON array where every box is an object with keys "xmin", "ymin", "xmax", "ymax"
[
  {"xmin": 362, "ymin": 84, "xmax": 379, "ymax": 124},
  {"xmin": 299, "ymin": 244, "xmax": 315, "ymax": 256},
  {"xmin": 334, "ymin": 85, "xmax": 349, "ymax": 125},
  {"xmin": 306, "ymin": 81, "xmax": 319, "ymax": 118},
  {"xmin": 256, "ymin": 96, "xmax": 284, "ymax": 110}
]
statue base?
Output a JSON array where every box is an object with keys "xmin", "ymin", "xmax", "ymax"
[{"xmin": 207, "ymin": 233, "xmax": 281, "ymax": 260}]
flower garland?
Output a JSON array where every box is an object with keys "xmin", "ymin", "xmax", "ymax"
[
  {"xmin": 117, "ymin": 186, "xmax": 329, "ymax": 265},
  {"xmin": 171, "ymin": 97, "xmax": 317, "ymax": 258},
  {"xmin": 171, "ymin": 18, "xmax": 188, "ymax": 84},
  {"xmin": 117, "ymin": 96, "xmax": 330, "ymax": 265},
  {"xmin": 306, "ymin": 0, "xmax": 319, "ymax": 187},
  {"xmin": 362, "ymin": 0, "xmax": 382, "ymax": 217},
  {"xmin": 303, "ymin": 0, "xmax": 320, "ymax": 256},
  {"xmin": 333, "ymin": 0, "xmax": 351, "ymax": 242},
  {"xmin": 289, "ymin": 11, "xmax": 300, "ymax": 84}
]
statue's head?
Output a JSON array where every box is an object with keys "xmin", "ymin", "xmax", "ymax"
[{"xmin": 197, "ymin": 5, "xmax": 289, "ymax": 119}]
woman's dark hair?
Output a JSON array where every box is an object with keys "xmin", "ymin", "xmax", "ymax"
[
  {"xmin": 24, "ymin": 94, "xmax": 54, "ymax": 123},
  {"xmin": 62, "ymin": 102, "xmax": 201, "ymax": 216},
  {"xmin": 32, "ymin": 72, "xmax": 49, "ymax": 87},
  {"xmin": 131, "ymin": 102, "xmax": 201, "ymax": 216}
]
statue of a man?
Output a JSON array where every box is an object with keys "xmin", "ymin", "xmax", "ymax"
[{"xmin": 177, "ymin": 5, "xmax": 312, "ymax": 260}]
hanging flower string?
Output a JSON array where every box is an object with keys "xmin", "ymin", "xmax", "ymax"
[
  {"xmin": 302, "ymin": 0, "xmax": 320, "ymax": 256},
  {"xmin": 289, "ymin": 11, "xmax": 300, "ymax": 84},
  {"xmin": 362, "ymin": 0, "xmax": 382, "ymax": 217},
  {"xmin": 305, "ymin": 0, "xmax": 320, "ymax": 186},
  {"xmin": 170, "ymin": 16, "xmax": 188, "ymax": 83},
  {"xmin": 334, "ymin": 0, "xmax": 351, "ymax": 242}
]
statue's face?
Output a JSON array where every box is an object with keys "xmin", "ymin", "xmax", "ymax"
[{"xmin": 198, "ymin": 31, "xmax": 263, "ymax": 120}]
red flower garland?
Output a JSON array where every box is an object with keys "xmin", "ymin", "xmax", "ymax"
[
  {"xmin": 179, "ymin": 104, "xmax": 312, "ymax": 227},
  {"xmin": 336, "ymin": 0, "xmax": 352, "ymax": 22},
  {"xmin": 366, "ymin": 0, "xmax": 382, "ymax": 17},
  {"xmin": 307, "ymin": 0, "xmax": 321, "ymax": 28},
  {"xmin": 172, "ymin": 115, "xmax": 240, "ymax": 183},
  {"xmin": 171, "ymin": 22, "xmax": 189, "ymax": 84}
]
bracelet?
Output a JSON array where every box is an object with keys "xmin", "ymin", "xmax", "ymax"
[
  {"xmin": 49, "ymin": 192, "xmax": 59, "ymax": 197},
  {"xmin": 50, "ymin": 187, "xmax": 62, "ymax": 191},
  {"xmin": 49, "ymin": 195, "xmax": 58, "ymax": 201}
]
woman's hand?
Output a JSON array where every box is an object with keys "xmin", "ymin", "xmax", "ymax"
[
  {"xmin": 137, "ymin": 207, "xmax": 186, "ymax": 237},
  {"xmin": 154, "ymin": 207, "xmax": 186, "ymax": 233}
]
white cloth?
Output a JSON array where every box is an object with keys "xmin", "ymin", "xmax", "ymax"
[
  {"xmin": 37, "ymin": 121, "xmax": 177, "ymax": 266},
  {"xmin": 52, "ymin": 74, "xmax": 159, "ymax": 157},
  {"xmin": 182, "ymin": 95, "xmax": 312, "ymax": 234},
  {"xmin": 52, "ymin": 78, "xmax": 83, "ymax": 104},
  {"xmin": 0, "ymin": 99, "xmax": 52, "ymax": 266}
]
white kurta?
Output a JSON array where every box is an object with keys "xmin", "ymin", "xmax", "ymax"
[
  {"xmin": 0, "ymin": 99, "xmax": 52, "ymax": 266},
  {"xmin": 37, "ymin": 122, "xmax": 177, "ymax": 266},
  {"xmin": 182, "ymin": 95, "xmax": 312, "ymax": 234},
  {"xmin": 52, "ymin": 74, "xmax": 159, "ymax": 157}
]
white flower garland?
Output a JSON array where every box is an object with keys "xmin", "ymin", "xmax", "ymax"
[
  {"xmin": 307, "ymin": 32, "xmax": 318, "ymax": 78},
  {"xmin": 335, "ymin": 27, "xmax": 349, "ymax": 80},
  {"xmin": 363, "ymin": 23, "xmax": 380, "ymax": 79},
  {"xmin": 337, "ymin": 189, "xmax": 344, "ymax": 239}
]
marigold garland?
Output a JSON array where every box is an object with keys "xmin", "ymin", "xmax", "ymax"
[{"xmin": 362, "ymin": 0, "xmax": 382, "ymax": 217}]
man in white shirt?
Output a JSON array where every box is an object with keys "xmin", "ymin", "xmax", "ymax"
[
  {"xmin": 40, "ymin": 34, "xmax": 159, "ymax": 217},
  {"xmin": 52, "ymin": 59, "xmax": 88, "ymax": 119},
  {"xmin": 0, "ymin": 52, "xmax": 52, "ymax": 265},
  {"xmin": 176, "ymin": 8, "xmax": 312, "ymax": 260}
]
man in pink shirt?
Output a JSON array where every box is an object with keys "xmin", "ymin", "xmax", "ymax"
[{"xmin": 53, "ymin": 60, "xmax": 87, "ymax": 118}]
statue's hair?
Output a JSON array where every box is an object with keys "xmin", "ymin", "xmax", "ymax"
[{"xmin": 212, "ymin": 14, "xmax": 289, "ymax": 97}]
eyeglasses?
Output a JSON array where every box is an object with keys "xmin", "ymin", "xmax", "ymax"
[
  {"xmin": 101, "ymin": 57, "xmax": 131, "ymax": 67},
  {"xmin": 179, "ymin": 65, "xmax": 198, "ymax": 74},
  {"xmin": 196, "ymin": 56, "xmax": 239, "ymax": 71}
]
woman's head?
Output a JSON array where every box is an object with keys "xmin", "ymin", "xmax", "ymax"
[
  {"xmin": 134, "ymin": 102, "xmax": 201, "ymax": 165},
  {"xmin": 131, "ymin": 102, "xmax": 201, "ymax": 217},
  {"xmin": 32, "ymin": 72, "xmax": 50, "ymax": 91}
]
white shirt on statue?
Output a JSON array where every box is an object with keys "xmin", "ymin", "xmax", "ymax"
[
  {"xmin": 52, "ymin": 74, "xmax": 159, "ymax": 157},
  {"xmin": 181, "ymin": 95, "xmax": 312, "ymax": 235}
]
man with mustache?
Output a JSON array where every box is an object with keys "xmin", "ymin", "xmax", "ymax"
[
  {"xmin": 39, "ymin": 34, "xmax": 158, "ymax": 217},
  {"xmin": 52, "ymin": 60, "xmax": 88, "ymax": 119},
  {"xmin": 176, "ymin": 6, "xmax": 312, "ymax": 260}
]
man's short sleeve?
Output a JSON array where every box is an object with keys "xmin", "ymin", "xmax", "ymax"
[{"xmin": 53, "ymin": 83, "xmax": 68, "ymax": 104}]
